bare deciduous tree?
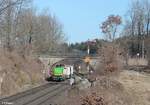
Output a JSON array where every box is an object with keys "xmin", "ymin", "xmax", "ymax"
[
  {"xmin": 123, "ymin": 0, "xmax": 150, "ymax": 57},
  {"xmin": 0, "ymin": 0, "xmax": 66, "ymax": 55},
  {"xmin": 101, "ymin": 15, "xmax": 122, "ymax": 41}
]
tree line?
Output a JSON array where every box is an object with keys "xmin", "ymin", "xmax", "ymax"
[
  {"xmin": 121, "ymin": 0, "xmax": 150, "ymax": 58},
  {"xmin": 70, "ymin": 0, "xmax": 150, "ymax": 61},
  {"xmin": 1, "ymin": 0, "xmax": 150, "ymax": 59},
  {"xmin": 0, "ymin": 0, "xmax": 65, "ymax": 55}
]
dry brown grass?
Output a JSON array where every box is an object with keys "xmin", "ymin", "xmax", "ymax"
[
  {"xmin": 0, "ymin": 50, "xmax": 44, "ymax": 96},
  {"xmin": 127, "ymin": 58, "xmax": 148, "ymax": 66},
  {"xmin": 64, "ymin": 76, "xmax": 133, "ymax": 105},
  {"xmin": 118, "ymin": 70, "xmax": 150, "ymax": 105},
  {"xmin": 53, "ymin": 70, "xmax": 150, "ymax": 105}
]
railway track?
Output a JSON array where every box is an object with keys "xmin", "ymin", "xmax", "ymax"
[{"xmin": 0, "ymin": 82, "xmax": 69, "ymax": 105}]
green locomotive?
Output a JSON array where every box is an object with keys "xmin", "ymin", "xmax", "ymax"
[
  {"xmin": 52, "ymin": 65, "xmax": 65, "ymax": 81},
  {"xmin": 49, "ymin": 64, "xmax": 73, "ymax": 81}
]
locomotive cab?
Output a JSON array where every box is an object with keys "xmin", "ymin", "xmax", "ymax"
[{"xmin": 50, "ymin": 64, "xmax": 74, "ymax": 81}]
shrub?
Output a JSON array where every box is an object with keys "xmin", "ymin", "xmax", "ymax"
[
  {"xmin": 81, "ymin": 92, "xmax": 107, "ymax": 105},
  {"xmin": 96, "ymin": 43, "xmax": 122, "ymax": 76}
]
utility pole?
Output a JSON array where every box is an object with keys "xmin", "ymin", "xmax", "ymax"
[
  {"xmin": 85, "ymin": 39, "xmax": 90, "ymax": 73},
  {"xmin": 142, "ymin": 39, "xmax": 145, "ymax": 58},
  {"xmin": 87, "ymin": 44, "xmax": 90, "ymax": 55},
  {"xmin": 87, "ymin": 39, "xmax": 90, "ymax": 55},
  {"xmin": 85, "ymin": 39, "xmax": 96, "ymax": 73}
]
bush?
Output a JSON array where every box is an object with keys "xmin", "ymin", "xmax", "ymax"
[
  {"xmin": 96, "ymin": 43, "xmax": 122, "ymax": 76},
  {"xmin": 81, "ymin": 92, "xmax": 107, "ymax": 105}
]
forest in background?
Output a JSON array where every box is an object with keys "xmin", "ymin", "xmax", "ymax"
[{"xmin": 0, "ymin": 0, "xmax": 66, "ymax": 56}]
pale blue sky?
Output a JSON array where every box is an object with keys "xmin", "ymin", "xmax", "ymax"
[{"xmin": 33, "ymin": 0, "xmax": 130, "ymax": 43}]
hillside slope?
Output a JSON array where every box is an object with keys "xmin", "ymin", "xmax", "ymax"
[{"xmin": 0, "ymin": 51, "xmax": 44, "ymax": 97}]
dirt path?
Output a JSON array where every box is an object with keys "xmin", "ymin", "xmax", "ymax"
[{"xmin": 118, "ymin": 70, "xmax": 150, "ymax": 105}]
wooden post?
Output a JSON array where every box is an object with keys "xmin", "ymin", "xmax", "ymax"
[{"xmin": 142, "ymin": 39, "xmax": 145, "ymax": 58}]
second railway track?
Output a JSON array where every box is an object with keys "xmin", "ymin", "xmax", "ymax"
[{"xmin": 0, "ymin": 81, "xmax": 69, "ymax": 105}]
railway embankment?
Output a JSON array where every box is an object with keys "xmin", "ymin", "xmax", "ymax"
[{"xmin": 0, "ymin": 51, "xmax": 45, "ymax": 97}]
